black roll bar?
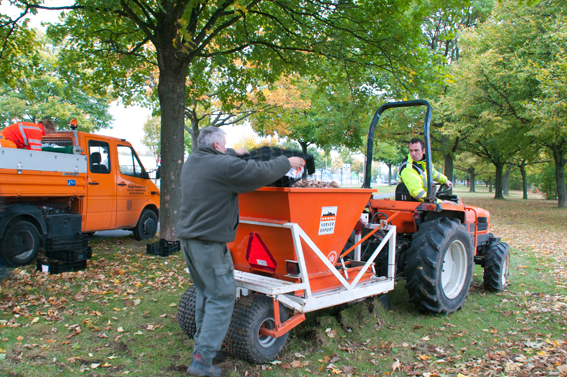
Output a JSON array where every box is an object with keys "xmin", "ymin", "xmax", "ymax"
[{"xmin": 362, "ymin": 100, "xmax": 435, "ymax": 202}]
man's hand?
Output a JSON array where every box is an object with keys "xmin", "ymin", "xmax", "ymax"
[
  {"xmin": 288, "ymin": 157, "xmax": 305, "ymax": 171},
  {"xmin": 445, "ymin": 180, "xmax": 454, "ymax": 188},
  {"xmin": 233, "ymin": 148, "xmax": 249, "ymax": 156}
]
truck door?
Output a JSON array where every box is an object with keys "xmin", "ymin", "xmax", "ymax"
[
  {"xmin": 115, "ymin": 145, "xmax": 151, "ymax": 228},
  {"xmin": 85, "ymin": 139, "xmax": 116, "ymax": 230}
]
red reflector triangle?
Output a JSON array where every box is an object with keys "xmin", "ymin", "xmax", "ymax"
[{"xmin": 246, "ymin": 233, "xmax": 277, "ymax": 272}]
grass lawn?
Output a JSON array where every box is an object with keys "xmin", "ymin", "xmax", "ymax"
[{"xmin": 1, "ymin": 185, "xmax": 566, "ymax": 376}]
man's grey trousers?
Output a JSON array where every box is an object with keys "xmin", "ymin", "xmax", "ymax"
[{"xmin": 180, "ymin": 239, "xmax": 236, "ymax": 365}]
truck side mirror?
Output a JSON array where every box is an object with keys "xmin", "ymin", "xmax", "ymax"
[{"xmin": 155, "ymin": 166, "xmax": 161, "ymax": 180}]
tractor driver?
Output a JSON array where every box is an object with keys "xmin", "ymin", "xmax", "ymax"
[
  {"xmin": 0, "ymin": 117, "xmax": 56, "ymax": 151},
  {"xmin": 176, "ymin": 126, "xmax": 305, "ymax": 377},
  {"xmin": 397, "ymin": 138, "xmax": 453, "ymax": 204}
]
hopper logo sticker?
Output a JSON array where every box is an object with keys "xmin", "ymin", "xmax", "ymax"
[
  {"xmin": 327, "ymin": 251, "xmax": 338, "ymax": 264},
  {"xmin": 318, "ymin": 206, "xmax": 338, "ymax": 235}
]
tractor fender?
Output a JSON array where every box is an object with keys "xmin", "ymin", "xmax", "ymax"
[{"xmin": 0, "ymin": 205, "xmax": 47, "ymax": 238}]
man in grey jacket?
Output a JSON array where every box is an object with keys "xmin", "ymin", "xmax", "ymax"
[{"xmin": 177, "ymin": 126, "xmax": 304, "ymax": 376}]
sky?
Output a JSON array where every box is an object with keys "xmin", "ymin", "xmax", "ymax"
[{"xmin": 1, "ymin": 0, "xmax": 258, "ymax": 153}]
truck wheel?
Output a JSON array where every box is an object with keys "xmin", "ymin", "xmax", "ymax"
[
  {"xmin": 225, "ymin": 295, "xmax": 289, "ymax": 364},
  {"xmin": 177, "ymin": 286, "xmax": 197, "ymax": 338},
  {"xmin": 483, "ymin": 242, "xmax": 510, "ymax": 291},
  {"xmin": 2, "ymin": 221, "xmax": 40, "ymax": 267},
  {"xmin": 132, "ymin": 209, "xmax": 157, "ymax": 240},
  {"xmin": 405, "ymin": 218, "xmax": 473, "ymax": 314}
]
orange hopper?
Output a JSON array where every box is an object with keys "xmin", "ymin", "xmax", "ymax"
[{"xmin": 228, "ymin": 187, "xmax": 376, "ymax": 293}]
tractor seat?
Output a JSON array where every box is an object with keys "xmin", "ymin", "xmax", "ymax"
[{"xmin": 395, "ymin": 183, "xmax": 417, "ymax": 202}]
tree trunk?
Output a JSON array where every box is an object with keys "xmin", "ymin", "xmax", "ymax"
[
  {"xmin": 489, "ymin": 176, "xmax": 493, "ymax": 193},
  {"xmin": 388, "ymin": 164, "xmax": 392, "ymax": 186},
  {"xmin": 494, "ymin": 163, "xmax": 504, "ymax": 199},
  {"xmin": 187, "ymin": 110, "xmax": 200, "ymax": 153},
  {"xmin": 157, "ymin": 50, "xmax": 190, "ymax": 241},
  {"xmin": 520, "ymin": 161, "xmax": 528, "ymax": 200},
  {"xmin": 551, "ymin": 144, "xmax": 567, "ymax": 208},
  {"xmin": 503, "ymin": 164, "xmax": 512, "ymax": 196},
  {"xmin": 469, "ymin": 167, "xmax": 476, "ymax": 192}
]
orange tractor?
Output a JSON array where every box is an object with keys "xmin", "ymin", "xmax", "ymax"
[
  {"xmin": 177, "ymin": 100, "xmax": 509, "ymax": 364},
  {"xmin": 361, "ymin": 100, "xmax": 510, "ymax": 313}
]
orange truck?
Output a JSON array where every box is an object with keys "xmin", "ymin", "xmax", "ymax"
[{"xmin": 0, "ymin": 128, "xmax": 160, "ymax": 266}]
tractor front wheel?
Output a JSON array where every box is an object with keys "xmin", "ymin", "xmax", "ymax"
[
  {"xmin": 177, "ymin": 286, "xmax": 197, "ymax": 338},
  {"xmin": 405, "ymin": 218, "xmax": 473, "ymax": 314},
  {"xmin": 483, "ymin": 242, "xmax": 510, "ymax": 291},
  {"xmin": 225, "ymin": 295, "xmax": 289, "ymax": 364}
]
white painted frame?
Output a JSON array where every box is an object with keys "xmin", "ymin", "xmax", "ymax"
[{"xmin": 234, "ymin": 220, "xmax": 396, "ymax": 313}]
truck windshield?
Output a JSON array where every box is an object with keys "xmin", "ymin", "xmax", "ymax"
[{"xmin": 118, "ymin": 145, "xmax": 146, "ymax": 178}]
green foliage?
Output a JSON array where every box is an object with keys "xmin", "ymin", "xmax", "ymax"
[
  {"xmin": 535, "ymin": 163, "xmax": 561, "ymax": 200},
  {"xmin": 142, "ymin": 116, "xmax": 192, "ymax": 159},
  {"xmin": 0, "ymin": 6, "xmax": 42, "ymax": 87},
  {"xmin": 250, "ymin": 75, "xmax": 373, "ymax": 153},
  {"xmin": 0, "ymin": 33, "xmax": 112, "ymax": 131},
  {"xmin": 442, "ymin": 0, "xmax": 567, "ymax": 203},
  {"xmin": 373, "ymin": 140, "xmax": 407, "ymax": 167}
]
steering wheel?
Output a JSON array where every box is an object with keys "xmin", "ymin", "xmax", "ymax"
[{"xmin": 435, "ymin": 183, "xmax": 451, "ymax": 197}]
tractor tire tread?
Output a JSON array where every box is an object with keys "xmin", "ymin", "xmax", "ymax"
[
  {"xmin": 225, "ymin": 295, "xmax": 288, "ymax": 364},
  {"xmin": 483, "ymin": 242, "xmax": 510, "ymax": 291},
  {"xmin": 404, "ymin": 218, "xmax": 473, "ymax": 314},
  {"xmin": 177, "ymin": 286, "xmax": 197, "ymax": 338}
]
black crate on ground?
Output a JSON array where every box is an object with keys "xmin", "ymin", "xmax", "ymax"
[
  {"xmin": 45, "ymin": 246, "xmax": 92, "ymax": 263},
  {"xmin": 147, "ymin": 239, "xmax": 180, "ymax": 256},
  {"xmin": 36, "ymin": 258, "xmax": 87, "ymax": 274},
  {"xmin": 43, "ymin": 233, "xmax": 88, "ymax": 252}
]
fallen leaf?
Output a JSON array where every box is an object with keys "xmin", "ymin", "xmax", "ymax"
[
  {"xmin": 392, "ymin": 358, "xmax": 401, "ymax": 371},
  {"xmin": 291, "ymin": 360, "xmax": 302, "ymax": 368}
]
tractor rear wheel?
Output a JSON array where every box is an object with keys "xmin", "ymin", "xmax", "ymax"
[
  {"xmin": 405, "ymin": 218, "xmax": 473, "ymax": 314},
  {"xmin": 177, "ymin": 286, "xmax": 197, "ymax": 338},
  {"xmin": 483, "ymin": 242, "xmax": 510, "ymax": 291},
  {"xmin": 225, "ymin": 295, "xmax": 289, "ymax": 364}
]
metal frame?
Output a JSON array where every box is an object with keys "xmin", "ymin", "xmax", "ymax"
[
  {"xmin": 363, "ymin": 100, "xmax": 436, "ymax": 202},
  {"xmin": 234, "ymin": 219, "xmax": 396, "ymax": 314}
]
